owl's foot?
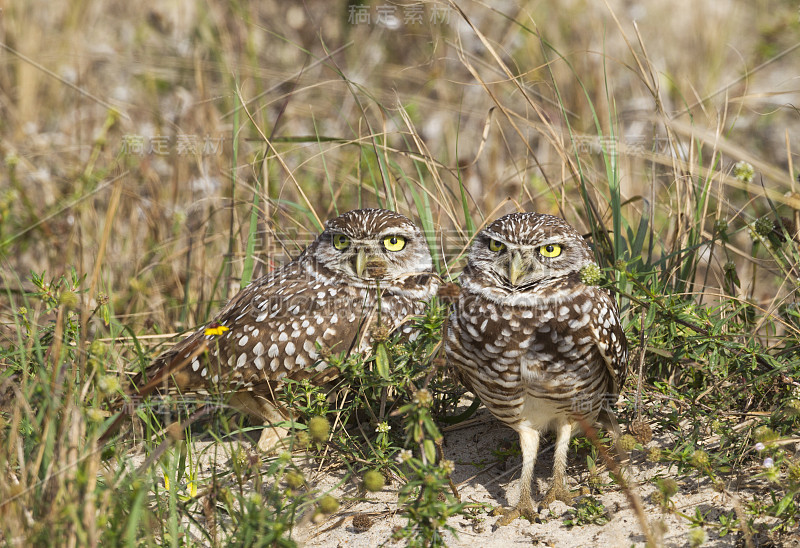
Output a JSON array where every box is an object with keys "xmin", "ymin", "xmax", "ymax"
[
  {"xmin": 540, "ymin": 482, "xmax": 574, "ymax": 509},
  {"xmin": 493, "ymin": 500, "xmax": 536, "ymax": 527}
]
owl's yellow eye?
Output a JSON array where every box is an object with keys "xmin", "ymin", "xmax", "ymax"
[
  {"xmin": 383, "ymin": 235, "xmax": 406, "ymax": 252},
  {"xmin": 332, "ymin": 234, "xmax": 350, "ymax": 251},
  {"xmin": 539, "ymin": 244, "xmax": 562, "ymax": 258},
  {"xmin": 488, "ymin": 239, "xmax": 506, "ymax": 252}
]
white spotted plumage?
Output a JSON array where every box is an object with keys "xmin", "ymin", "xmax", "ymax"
[
  {"xmin": 137, "ymin": 208, "xmax": 438, "ymax": 450},
  {"xmin": 445, "ymin": 212, "xmax": 627, "ymax": 524}
]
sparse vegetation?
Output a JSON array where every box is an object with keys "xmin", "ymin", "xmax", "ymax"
[
  {"xmin": 2, "ymin": 0, "xmax": 800, "ymax": 546},
  {"xmin": 563, "ymin": 496, "xmax": 609, "ymax": 528}
]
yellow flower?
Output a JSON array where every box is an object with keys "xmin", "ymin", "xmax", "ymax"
[
  {"xmin": 204, "ymin": 323, "xmax": 229, "ymax": 337},
  {"xmin": 163, "ymin": 473, "xmax": 198, "ymax": 498}
]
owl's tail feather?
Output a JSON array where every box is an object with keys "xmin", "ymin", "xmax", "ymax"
[
  {"xmin": 597, "ymin": 405, "xmax": 622, "ymax": 438},
  {"xmin": 99, "ymin": 337, "xmax": 208, "ymax": 443},
  {"xmin": 596, "ymin": 406, "xmax": 633, "ymax": 483}
]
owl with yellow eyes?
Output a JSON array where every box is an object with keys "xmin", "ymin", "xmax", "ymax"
[
  {"xmin": 135, "ymin": 208, "xmax": 438, "ymax": 451},
  {"xmin": 446, "ymin": 212, "xmax": 627, "ymax": 524}
]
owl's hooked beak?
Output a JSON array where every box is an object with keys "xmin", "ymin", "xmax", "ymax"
[
  {"xmin": 355, "ymin": 248, "xmax": 367, "ymax": 277},
  {"xmin": 508, "ymin": 250, "xmax": 526, "ymax": 286},
  {"xmin": 354, "ymin": 247, "xmax": 388, "ymax": 279}
]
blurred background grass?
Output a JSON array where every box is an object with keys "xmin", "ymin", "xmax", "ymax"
[{"xmin": 2, "ymin": 0, "xmax": 798, "ymax": 335}]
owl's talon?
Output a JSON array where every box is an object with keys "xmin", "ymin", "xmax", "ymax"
[
  {"xmin": 540, "ymin": 483, "xmax": 574, "ymax": 509},
  {"xmin": 494, "ymin": 502, "xmax": 535, "ymax": 527}
]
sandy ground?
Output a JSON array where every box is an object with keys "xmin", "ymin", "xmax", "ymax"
[
  {"xmin": 138, "ymin": 408, "xmax": 798, "ymax": 547},
  {"xmin": 288, "ymin": 411, "xmax": 789, "ymax": 548}
]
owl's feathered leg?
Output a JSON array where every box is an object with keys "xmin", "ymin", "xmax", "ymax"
[
  {"xmin": 227, "ymin": 391, "xmax": 288, "ymax": 454},
  {"xmin": 542, "ymin": 420, "xmax": 574, "ymax": 507},
  {"xmin": 495, "ymin": 425, "xmax": 539, "ymax": 526}
]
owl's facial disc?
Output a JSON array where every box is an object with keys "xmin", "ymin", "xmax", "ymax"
[
  {"xmin": 506, "ymin": 245, "xmax": 565, "ymax": 286},
  {"xmin": 481, "ymin": 233, "xmax": 571, "ymax": 288},
  {"xmin": 319, "ymin": 208, "xmax": 431, "ymax": 286},
  {"xmin": 336, "ymin": 242, "xmax": 386, "ymax": 279},
  {"xmin": 328, "ymin": 234, "xmax": 395, "ymax": 280}
]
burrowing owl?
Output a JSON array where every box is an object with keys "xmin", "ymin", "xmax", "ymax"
[
  {"xmin": 445, "ymin": 212, "xmax": 627, "ymax": 524},
  {"xmin": 136, "ymin": 208, "xmax": 438, "ymax": 451}
]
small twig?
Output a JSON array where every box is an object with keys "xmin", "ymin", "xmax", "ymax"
[
  {"xmin": 441, "ymin": 414, "xmax": 495, "ymax": 433},
  {"xmin": 725, "ymin": 485, "xmax": 755, "ymax": 548},
  {"xmin": 636, "ymin": 307, "xmax": 647, "ymax": 423},
  {"xmin": 578, "ymin": 416, "xmax": 656, "ymax": 547},
  {"xmin": 454, "ymin": 460, "xmax": 501, "ymax": 488},
  {"xmin": 435, "ymin": 437, "xmax": 460, "ymax": 501}
]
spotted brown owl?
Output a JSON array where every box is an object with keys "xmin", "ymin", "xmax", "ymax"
[
  {"xmin": 445, "ymin": 212, "xmax": 627, "ymax": 525},
  {"xmin": 137, "ymin": 208, "xmax": 438, "ymax": 451}
]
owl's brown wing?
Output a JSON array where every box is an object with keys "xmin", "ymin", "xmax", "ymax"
[
  {"xmin": 587, "ymin": 287, "xmax": 628, "ymax": 396},
  {"xmin": 133, "ymin": 260, "xmax": 377, "ymax": 397}
]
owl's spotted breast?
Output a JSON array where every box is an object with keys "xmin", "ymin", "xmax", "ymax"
[{"xmin": 449, "ymin": 270, "xmax": 624, "ymax": 423}]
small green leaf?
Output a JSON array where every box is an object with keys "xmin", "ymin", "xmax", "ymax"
[
  {"xmin": 424, "ymin": 439, "xmax": 436, "ymax": 463},
  {"xmin": 421, "ymin": 413, "xmax": 441, "ymax": 440},
  {"xmin": 644, "ymin": 303, "xmax": 657, "ymax": 330},
  {"xmin": 773, "ymin": 492, "xmax": 795, "ymax": 516},
  {"xmin": 375, "ymin": 342, "xmax": 391, "ymax": 380}
]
